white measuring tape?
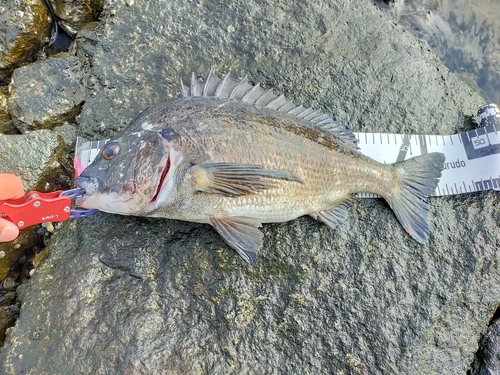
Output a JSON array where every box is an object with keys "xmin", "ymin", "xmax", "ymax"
[{"xmin": 75, "ymin": 104, "xmax": 500, "ymax": 198}]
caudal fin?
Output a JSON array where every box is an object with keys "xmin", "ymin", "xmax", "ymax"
[{"xmin": 386, "ymin": 152, "xmax": 445, "ymax": 244}]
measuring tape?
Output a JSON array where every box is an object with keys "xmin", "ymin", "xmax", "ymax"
[
  {"xmin": 75, "ymin": 104, "xmax": 500, "ymax": 198},
  {"xmin": 357, "ymin": 104, "xmax": 500, "ymax": 198}
]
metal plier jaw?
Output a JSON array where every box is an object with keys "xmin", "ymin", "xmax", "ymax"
[{"xmin": 0, "ymin": 188, "xmax": 97, "ymax": 229}]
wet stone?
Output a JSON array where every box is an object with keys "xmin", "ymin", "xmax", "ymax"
[
  {"xmin": 0, "ymin": 0, "xmax": 52, "ymax": 84},
  {"xmin": 0, "ymin": 89, "xmax": 18, "ymax": 134},
  {"xmin": 48, "ymin": 0, "xmax": 105, "ymax": 36},
  {"xmin": 0, "ymin": 0, "xmax": 498, "ymax": 374},
  {"xmin": 7, "ymin": 54, "xmax": 87, "ymax": 132},
  {"xmin": 0, "ymin": 129, "xmax": 65, "ymax": 198},
  {"xmin": 0, "ymin": 129, "xmax": 65, "ymax": 347},
  {"xmin": 0, "ymin": 129, "xmax": 65, "ymax": 278},
  {"xmin": 0, "ymin": 232, "xmax": 35, "ymax": 282},
  {"xmin": 53, "ymin": 122, "xmax": 78, "ymax": 152},
  {"xmin": 376, "ymin": 0, "xmax": 500, "ymax": 103},
  {"xmin": 0, "ymin": 291, "xmax": 20, "ymax": 346}
]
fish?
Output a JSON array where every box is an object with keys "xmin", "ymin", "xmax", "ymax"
[{"xmin": 75, "ymin": 71, "xmax": 445, "ymax": 264}]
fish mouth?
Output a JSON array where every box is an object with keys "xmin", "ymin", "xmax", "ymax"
[
  {"xmin": 150, "ymin": 155, "xmax": 171, "ymax": 203},
  {"xmin": 74, "ymin": 176, "xmax": 100, "ymax": 206}
]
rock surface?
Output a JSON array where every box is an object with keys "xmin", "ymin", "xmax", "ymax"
[
  {"xmin": 48, "ymin": 0, "xmax": 104, "ymax": 35},
  {"xmin": 0, "ymin": 289, "xmax": 20, "ymax": 347},
  {"xmin": 0, "ymin": 89, "xmax": 17, "ymax": 134},
  {"xmin": 0, "ymin": 0, "xmax": 52, "ymax": 84},
  {"xmin": 376, "ymin": 0, "xmax": 500, "ymax": 104},
  {"xmin": 7, "ymin": 54, "xmax": 87, "ymax": 132},
  {"xmin": 0, "ymin": 130, "xmax": 65, "ymax": 350},
  {"xmin": 470, "ymin": 316, "xmax": 500, "ymax": 375},
  {"xmin": 0, "ymin": 129, "xmax": 65, "ymax": 280},
  {"xmin": 0, "ymin": 0, "xmax": 498, "ymax": 374},
  {"xmin": 0, "ymin": 130, "xmax": 65, "ymax": 192}
]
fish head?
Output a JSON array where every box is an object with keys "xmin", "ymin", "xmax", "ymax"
[{"xmin": 75, "ymin": 130, "xmax": 173, "ymax": 215}]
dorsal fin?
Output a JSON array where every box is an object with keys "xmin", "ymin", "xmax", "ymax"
[{"xmin": 179, "ymin": 70, "xmax": 358, "ymax": 149}]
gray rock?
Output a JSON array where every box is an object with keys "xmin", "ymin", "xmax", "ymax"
[
  {"xmin": 470, "ymin": 316, "xmax": 500, "ymax": 375},
  {"xmin": 7, "ymin": 54, "xmax": 87, "ymax": 133},
  {"xmin": 76, "ymin": 0, "xmax": 483, "ymax": 139},
  {"xmin": 0, "ymin": 229, "xmax": 33, "ymax": 347},
  {"xmin": 0, "ymin": 290, "xmax": 20, "ymax": 347},
  {"xmin": 376, "ymin": 0, "xmax": 500, "ymax": 104},
  {"xmin": 0, "ymin": 129, "xmax": 64, "ymax": 194},
  {"xmin": 0, "ymin": 129, "xmax": 65, "ymax": 279},
  {"xmin": 0, "ymin": 0, "xmax": 498, "ymax": 374},
  {"xmin": 53, "ymin": 121, "xmax": 78, "ymax": 152},
  {"xmin": 0, "ymin": 89, "xmax": 17, "ymax": 134},
  {"xmin": 48, "ymin": 0, "xmax": 104, "ymax": 36},
  {"xmin": 0, "ymin": 0, "xmax": 52, "ymax": 84},
  {"xmin": 0, "ymin": 129, "xmax": 65, "ymax": 343}
]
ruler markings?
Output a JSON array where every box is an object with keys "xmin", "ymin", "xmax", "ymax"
[
  {"xmin": 75, "ymin": 126, "xmax": 500, "ymax": 198},
  {"xmin": 488, "ymin": 129, "xmax": 500, "ymax": 145}
]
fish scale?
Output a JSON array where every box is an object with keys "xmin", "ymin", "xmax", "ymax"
[
  {"xmin": 75, "ymin": 71, "xmax": 445, "ymax": 264},
  {"xmin": 160, "ymin": 111, "xmax": 364, "ymax": 219}
]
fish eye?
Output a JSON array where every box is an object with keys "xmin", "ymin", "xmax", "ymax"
[{"xmin": 102, "ymin": 143, "xmax": 120, "ymax": 160}]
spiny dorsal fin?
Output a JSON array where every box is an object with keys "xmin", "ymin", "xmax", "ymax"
[{"xmin": 179, "ymin": 70, "xmax": 358, "ymax": 149}]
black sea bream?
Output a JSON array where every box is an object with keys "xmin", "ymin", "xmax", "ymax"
[{"xmin": 75, "ymin": 71, "xmax": 445, "ymax": 263}]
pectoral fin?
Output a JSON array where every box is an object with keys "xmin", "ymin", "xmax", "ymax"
[
  {"xmin": 310, "ymin": 196, "xmax": 356, "ymax": 230},
  {"xmin": 192, "ymin": 162, "xmax": 303, "ymax": 196},
  {"xmin": 210, "ymin": 215, "xmax": 264, "ymax": 264}
]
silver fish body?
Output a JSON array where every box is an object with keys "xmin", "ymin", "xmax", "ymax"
[{"xmin": 76, "ymin": 72, "xmax": 445, "ymax": 263}]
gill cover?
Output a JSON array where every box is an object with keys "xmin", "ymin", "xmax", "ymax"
[{"xmin": 75, "ymin": 131, "xmax": 169, "ymax": 214}]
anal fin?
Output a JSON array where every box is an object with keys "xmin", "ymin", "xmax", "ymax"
[
  {"xmin": 192, "ymin": 162, "xmax": 303, "ymax": 197},
  {"xmin": 310, "ymin": 196, "xmax": 356, "ymax": 230},
  {"xmin": 210, "ymin": 215, "xmax": 263, "ymax": 264}
]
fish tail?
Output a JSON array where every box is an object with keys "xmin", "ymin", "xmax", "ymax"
[{"xmin": 385, "ymin": 152, "xmax": 445, "ymax": 243}]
